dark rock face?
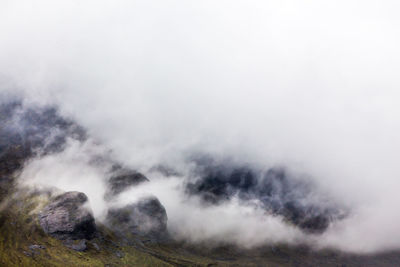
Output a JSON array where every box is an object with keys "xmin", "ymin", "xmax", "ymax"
[
  {"xmin": 0, "ymin": 101, "xmax": 86, "ymax": 159},
  {"xmin": 106, "ymin": 197, "xmax": 168, "ymax": 240},
  {"xmin": 186, "ymin": 157, "xmax": 346, "ymax": 233},
  {"xmin": 0, "ymin": 102, "xmax": 30, "ymax": 198},
  {"xmin": 0, "ymin": 101, "xmax": 86, "ymax": 199},
  {"xmin": 39, "ymin": 192, "xmax": 96, "ymax": 240},
  {"xmin": 106, "ymin": 169, "xmax": 149, "ymax": 198}
]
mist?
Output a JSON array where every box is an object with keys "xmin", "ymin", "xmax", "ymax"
[{"xmin": 1, "ymin": 0, "xmax": 400, "ymax": 253}]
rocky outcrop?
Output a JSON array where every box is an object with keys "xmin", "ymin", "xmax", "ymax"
[
  {"xmin": 0, "ymin": 101, "xmax": 86, "ymax": 201},
  {"xmin": 0, "ymin": 101, "xmax": 86, "ymax": 160},
  {"xmin": 38, "ymin": 191, "xmax": 96, "ymax": 240},
  {"xmin": 105, "ymin": 167, "xmax": 169, "ymax": 241},
  {"xmin": 0, "ymin": 100, "xmax": 171, "ymax": 246},
  {"xmin": 186, "ymin": 156, "xmax": 347, "ymax": 233},
  {"xmin": 105, "ymin": 168, "xmax": 149, "ymax": 199},
  {"xmin": 106, "ymin": 196, "xmax": 168, "ymax": 241}
]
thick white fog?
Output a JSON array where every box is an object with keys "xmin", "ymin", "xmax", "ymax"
[{"xmin": 1, "ymin": 0, "xmax": 400, "ymax": 253}]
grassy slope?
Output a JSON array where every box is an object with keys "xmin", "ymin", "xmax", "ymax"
[
  {"xmin": 1, "ymin": 188, "xmax": 400, "ymax": 266},
  {"xmin": 0, "ymin": 189, "xmax": 220, "ymax": 267}
]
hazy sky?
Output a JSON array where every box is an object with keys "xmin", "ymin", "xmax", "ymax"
[{"xmin": 2, "ymin": 0, "xmax": 400, "ymax": 252}]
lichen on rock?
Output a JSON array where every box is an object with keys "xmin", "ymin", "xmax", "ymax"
[{"xmin": 38, "ymin": 191, "xmax": 96, "ymax": 240}]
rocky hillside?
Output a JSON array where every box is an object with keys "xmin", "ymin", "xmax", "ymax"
[{"xmin": 1, "ymin": 100, "xmax": 400, "ymax": 266}]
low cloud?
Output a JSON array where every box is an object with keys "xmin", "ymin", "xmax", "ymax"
[{"xmin": 2, "ymin": 0, "xmax": 400, "ymax": 253}]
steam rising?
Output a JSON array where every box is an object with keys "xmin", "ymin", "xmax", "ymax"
[{"xmin": 2, "ymin": 0, "xmax": 400, "ymax": 253}]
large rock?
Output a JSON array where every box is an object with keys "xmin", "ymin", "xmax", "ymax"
[
  {"xmin": 105, "ymin": 168, "xmax": 149, "ymax": 199},
  {"xmin": 38, "ymin": 191, "xmax": 96, "ymax": 240},
  {"xmin": 106, "ymin": 196, "xmax": 168, "ymax": 241}
]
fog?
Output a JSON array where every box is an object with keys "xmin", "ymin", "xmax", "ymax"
[{"xmin": 1, "ymin": 0, "xmax": 400, "ymax": 253}]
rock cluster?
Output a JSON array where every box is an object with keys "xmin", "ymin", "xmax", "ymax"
[
  {"xmin": 104, "ymin": 168, "xmax": 169, "ymax": 241},
  {"xmin": 0, "ymin": 100, "xmax": 170, "ymax": 252}
]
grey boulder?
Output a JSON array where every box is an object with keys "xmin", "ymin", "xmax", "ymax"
[
  {"xmin": 38, "ymin": 191, "xmax": 96, "ymax": 240},
  {"xmin": 106, "ymin": 196, "xmax": 168, "ymax": 240},
  {"xmin": 105, "ymin": 169, "xmax": 149, "ymax": 199}
]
